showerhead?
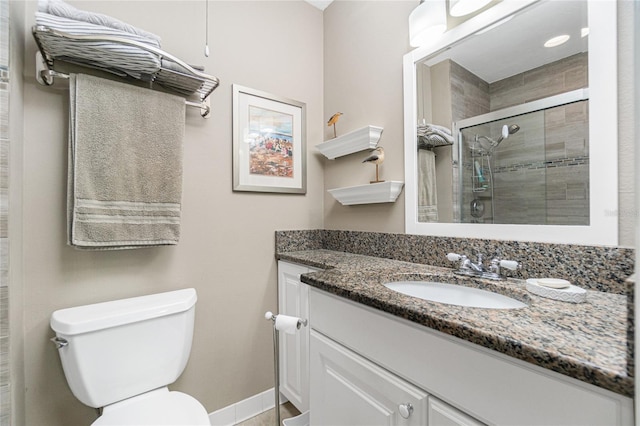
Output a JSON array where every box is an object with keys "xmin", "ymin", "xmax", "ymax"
[
  {"xmin": 493, "ymin": 123, "xmax": 520, "ymax": 146},
  {"xmin": 472, "ymin": 123, "xmax": 521, "ymax": 155}
]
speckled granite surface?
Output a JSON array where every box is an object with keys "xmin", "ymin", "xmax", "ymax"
[
  {"xmin": 277, "ymin": 246, "xmax": 634, "ymax": 397},
  {"xmin": 276, "ymin": 230, "xmax": 634, "ymax": 294}
]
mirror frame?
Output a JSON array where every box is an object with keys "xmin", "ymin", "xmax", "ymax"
[{"xmin": 403, "ymin": 0, "xmax": 618, "ymax": 246}]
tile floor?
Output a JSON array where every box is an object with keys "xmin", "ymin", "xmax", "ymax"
[{"xmin": 236, "ymin": 402, "xmax": 301, "ymax": 426}]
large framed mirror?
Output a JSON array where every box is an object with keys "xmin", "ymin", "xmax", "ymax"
[{"xmin": 403, "ymin": 0, "xmax": 618, "ymax": 246}]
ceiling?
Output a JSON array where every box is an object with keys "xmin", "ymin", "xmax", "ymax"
[
  {"xmin": 304, "ymin": 0, "xmax": 333, "ymax": 11},
  {"xmin": 423, "ymin": 1, "xmax": 588, "ymax": 83}
]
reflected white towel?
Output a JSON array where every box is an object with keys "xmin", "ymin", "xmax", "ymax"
[
  {"xmin": 417, "ymin": 123, "xmax": 454, "ymax": 149},
  {"xmin": 418, "ymin": 150, "xmax": 438, "ymax": 222}
]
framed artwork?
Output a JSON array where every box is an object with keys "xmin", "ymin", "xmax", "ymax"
[{"xmin": 232, "ymin": 84, "xmax": 306, "ymax": 194}]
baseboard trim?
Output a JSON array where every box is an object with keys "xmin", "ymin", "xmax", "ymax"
[{"xmin": 208, "ymin": 388, "xmax": 288, "ymax": 426}]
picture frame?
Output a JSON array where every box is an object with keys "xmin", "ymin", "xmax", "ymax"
[{"xmin": 232, "ymin": 84, "xmax": 307, "ymax": 194}]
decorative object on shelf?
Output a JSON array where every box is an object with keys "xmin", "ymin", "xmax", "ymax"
[
  {"xmin": 232, "ymin": 84, "xmax": 306, "ymax": 194},
  {"xmin": 362, "ymin": 146, "xmax": 385, "ymax": 183},
  {"xmin": 316, "ymin": 125, "xmax": 383, "ymax": 159},
  {"xmin": 328, "ymin": 181, "xmax": 404, "ymax": 206},
  {"xmin": 327, "ymin": 112, "xmax": 343, "ymax": 138}
]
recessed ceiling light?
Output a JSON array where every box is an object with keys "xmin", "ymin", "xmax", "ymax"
[
  {"xmin": 544, "ymin": 35, "xmax": 570, "ymax": 48},
  {"xmin": 581, "ymin": 27, "xmax": 589, "ymax": 37}
]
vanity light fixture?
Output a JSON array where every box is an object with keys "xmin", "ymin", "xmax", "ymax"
[
  {"xmin": 409, "ymin": 0, "xmax": 447, "ymax": 47},
  {"xmin": 449, "ymin": 0, "xmax": 492, "ymax": 17},
  {"xmin": 544, "ymin": 34, "xmax": 570, "ymax": 48}
]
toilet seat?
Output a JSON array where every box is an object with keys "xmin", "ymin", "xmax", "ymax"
[{"xmin": 92, "ymin": 387, "xmax": 210, "ymax": 426}]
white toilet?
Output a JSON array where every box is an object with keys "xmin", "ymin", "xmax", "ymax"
[{"xmin": 50, "ymin": 288, "xmax": 210, "ymax": 425}]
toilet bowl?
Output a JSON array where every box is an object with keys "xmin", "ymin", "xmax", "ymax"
[
  {"xmin": 92, "ymin": 388, "xmax": 209, "ymax": 426},
  {"xmin": 50, "ymin": 288, "xmax": 210, "ymax": 425}
]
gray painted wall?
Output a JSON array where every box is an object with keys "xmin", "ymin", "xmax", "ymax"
[{"xmin": 11, "ymin": 1, "xmax": 324, "ymax": 425}]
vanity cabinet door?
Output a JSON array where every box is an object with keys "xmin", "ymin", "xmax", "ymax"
[
  {"xmin": 429, "ymin": 397, "xmax": 485, "ymax": 426},
  {"xmin": 277, "ymin": 261, "xmax": 318, "ymax": 412},
  {"xmin": 310, "ymin": 329, "xmax": 428, "ymax": 426}
]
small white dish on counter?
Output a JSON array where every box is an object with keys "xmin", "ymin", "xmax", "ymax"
[
  {"xmin": 536, "ymin": 278, "xmax": 571, "ymax": 289},
  {"xmin": 526, "ymin": 278, "xmax": 587, "ymax": 303}
]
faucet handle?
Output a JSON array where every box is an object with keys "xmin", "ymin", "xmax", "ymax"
[
  {"xmin": 447, "ymin": 253, "xmax": 463, "ymax": 262},
  {"xmin": 498, "ymin": 259, "xmax": 519, "ymax": 271}
]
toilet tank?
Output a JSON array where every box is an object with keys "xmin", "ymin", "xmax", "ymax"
[{"xmin": 51, "ymin": 288, "xmax": 198, "ymax": 408}]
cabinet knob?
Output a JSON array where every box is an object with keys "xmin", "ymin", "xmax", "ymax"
[{"xmin": 399, "ymin": 402, "xmax": 414, "ymax": 419}]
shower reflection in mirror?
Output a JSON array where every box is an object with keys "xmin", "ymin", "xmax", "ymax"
[
  {"xmin": 456, "ymin": 98, "xmax": 588, "ymax": 225},
  {"xmin": 417, "ymin": 53, "xmax": 590, "ymax": 226}
]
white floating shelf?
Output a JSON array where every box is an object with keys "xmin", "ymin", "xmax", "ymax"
[
  {"xmin": 328, "ymin": 181, "xmax": 404, "ymax": 206},
  {"xmin": 317, "ymin": 125, "xmax": 383, "ymax": 159}
]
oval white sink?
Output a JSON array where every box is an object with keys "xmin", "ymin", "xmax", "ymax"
[{"xmin": 384, "ymin": 281, "xmax": 527, "ymax": 309}]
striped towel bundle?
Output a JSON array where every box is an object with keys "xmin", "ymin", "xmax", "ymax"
[
  {"xmin": 36, "ymin": 12, "xmax": 161, "ymax": 79},
  {"xmin": 38, "ymin": 0, "xmax": 162, "ymax": 43},
  {"xmin": 35, "ymin": 0, "xmax": 209, "ymax": 96}
]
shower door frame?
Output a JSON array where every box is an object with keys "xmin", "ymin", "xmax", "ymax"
[{"xmin": 453, "ymin": 88, "xmax": 589, "ymax": 224}]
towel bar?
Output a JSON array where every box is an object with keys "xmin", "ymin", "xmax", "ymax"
[{"xmin": 36, "ymin": 52, "xmax": 211, "ymax": 118}]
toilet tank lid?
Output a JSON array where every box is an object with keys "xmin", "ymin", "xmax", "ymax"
[{"xmin": 51, "ymin": 288, "xmax": 197, "ymax": 335}]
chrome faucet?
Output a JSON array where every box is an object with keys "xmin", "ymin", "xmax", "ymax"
[{"xmin": 447, "ymin": 252, "xmax": 519, "ymax": 280}]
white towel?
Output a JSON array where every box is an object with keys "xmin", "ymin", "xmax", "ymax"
[
  {"xmin": 418, "ymin": 150, "xmax": 438, "ymax": 222},
  {"xmin": 68, "ymin": 74, "xmax": 185, "ymax": 249},
  {"xmin": 38, "ymin": 0, "xmax": 161, "ymax": 44},
  {"xmin": 36, "ymin": 12, "xmax": 162, "ymax": 79}
]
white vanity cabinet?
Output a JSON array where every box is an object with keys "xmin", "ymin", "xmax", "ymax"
[
  {"xmin": 310, "ymin": 329, "xmax": 429, "ymax": 425},
  {"xmin": 309, "ymin": 287, "xmax": 634, "ymax": 426},
  {"xmin": 277, "ymin": 261, "xmax": 319, "ymax": 412},
  {"xmin": 428, "ymin": 397, "xmax": 485, "ymax": 426},
  {"xmin": 310, "ymin": 329, "xmax": 482, "ymax": 426}
]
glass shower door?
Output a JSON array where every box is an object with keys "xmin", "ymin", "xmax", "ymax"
[{"xmin": 458, "ymin": 100, "xmax": 589, "ymax": 226}]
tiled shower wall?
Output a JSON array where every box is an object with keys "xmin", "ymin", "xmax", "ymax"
[
  {"xmin": 454, "ymin": 54, "xmax": 589, "ymax": 224},
  {"xmin": 0, "ymin": 0, "xmax": 9, "ymax": 423}
]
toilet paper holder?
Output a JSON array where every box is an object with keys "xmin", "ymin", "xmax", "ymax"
[
  {"xmin": 265, "ymin": 311, "xmax": 308, "ymax": 425},
  {"xmin": 264, "ymin": 311, "xmax": 308, "ymax": 329}
]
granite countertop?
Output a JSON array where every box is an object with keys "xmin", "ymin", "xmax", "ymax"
[{"xmin": 277, "ymin": 249, "xmax": 633, "ymax": 397}]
